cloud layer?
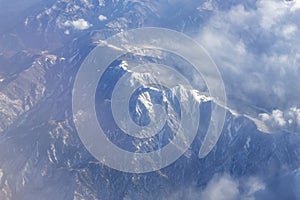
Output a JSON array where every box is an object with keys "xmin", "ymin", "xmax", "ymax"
[{"xmin": 197, "ymin": 0, "xmax": 300, "ymax": 115}]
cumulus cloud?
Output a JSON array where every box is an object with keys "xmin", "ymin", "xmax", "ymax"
[
  {"xmin": 259, "ymin": 110, "xmax": 286, "ymax": 127},
  {"xmin": 196, "ymin": 0, "xmax": 300, "ymax": 116},
  {"xmin": 64, "ymin": 18, "xmax": 92, "ymax": 30},
  {"xmin": 259, "ymin": 107, "xmax": 300, "ymax": 132},
  {"xmin": 98, "ymin": 14, "xmax": 107, "ymax": 21}
]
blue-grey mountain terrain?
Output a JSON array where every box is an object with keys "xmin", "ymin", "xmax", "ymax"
[{"xmin": 0, "ymin": 0, "xmax": 300, "ymax": 199}]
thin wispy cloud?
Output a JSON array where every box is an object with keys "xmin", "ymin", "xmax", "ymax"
[{"xmin": 158, "ymin": 174, "xmax": 266, "ymax": 200}]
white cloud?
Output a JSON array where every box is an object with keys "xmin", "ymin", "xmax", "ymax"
[
  {"xmin": 98, "ymin": 0, "xmax": 105, "ymax": 7},
  {"xmin": 64, "ymin": 19, "xmax": 92, "ymax": 30},
  {"xmin": 159, "ymin": 174, "xmax": 266, "ymax": 200},
  {"xmin": 242, "ymin": 177, "xmax": 266, "ymax": 200},
  {"xmin": 64, "ymin": 29, "xmax": 70, "ymax": 35},
  {"xmin": 258, "ymin": 0, "xmax": 286, "ymax": 30},
  {"xmin": 200, "ymin": 174, "xmax": 239, "ymax": 200},
  {"xmin": 287, "ymin": 0, "xmax": 300, "ymax": 12},
  {"xmin": 198, "ymin": 0, "xmax": 214, "ymax": 11},
  {"xmin": 196, "ymin": 0, "xmax": 300, "ymax": 116},
  {"xmin": 98, "ymin": 14, "xmax": 107, "ymax": 21},
  {"xmin": 281, "ymin": 24, "xmax": 297, "ymax": 38},
  {"xmin": 259, "ymin": 107, "xmax": 300, "ymax": 132}
]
